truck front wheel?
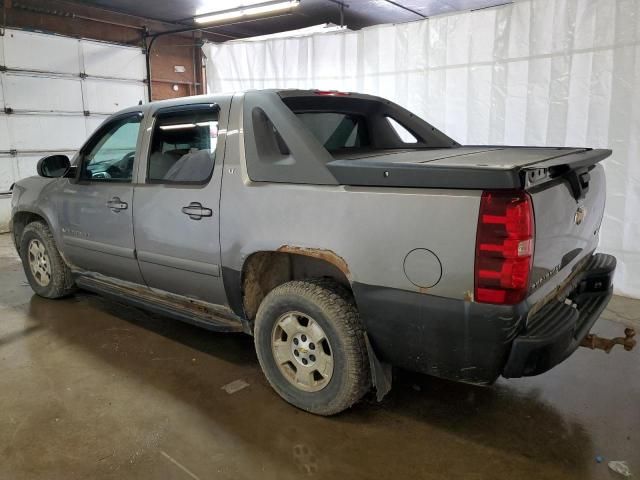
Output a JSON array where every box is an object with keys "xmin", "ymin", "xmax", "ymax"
[
  {"xmin": 19, "ymin": 221, "xmax": 76, "ymax": 299},
  {"xmin": 254, "ymin": 279, "xmax": 371, "ymax": 415}
]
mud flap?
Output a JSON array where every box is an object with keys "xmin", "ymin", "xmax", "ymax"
[{"xmin": 364, "ymin": 333, "xmax": 392, "ymax": 401}]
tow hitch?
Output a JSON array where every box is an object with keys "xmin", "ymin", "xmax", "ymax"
[{"xmin": 580, "ymin": 328, "xmax": 636, "ymax": 353}]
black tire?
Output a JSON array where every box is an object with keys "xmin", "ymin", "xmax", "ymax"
[
  {"xmin": 19, "ymin": 221, "xmax": 76, "ymax": 299},
  {"xmin": 254, "ymin": 279, "xmax": 371, "ymax": 415}
]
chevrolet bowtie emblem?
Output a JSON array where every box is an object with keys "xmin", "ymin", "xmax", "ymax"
[{"xmin": 574, "ymin": 206, "xmax": 586, "ymax": 225}]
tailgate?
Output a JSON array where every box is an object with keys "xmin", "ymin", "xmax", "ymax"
[{"xmin": 526, "ymin": 151, "xmax": 610, "ymax": 298}]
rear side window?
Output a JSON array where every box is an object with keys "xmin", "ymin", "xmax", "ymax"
[
  {"xmin": 295, "ymin": 112, "xmax": 369, "ymax": 151},
  {"xmin": 147, "ymin": 107, "xmax": 219, "ymax": 184}
]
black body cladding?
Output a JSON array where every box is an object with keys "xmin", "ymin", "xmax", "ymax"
[{"xmin": 354, "ymin": 253, "xmax": 615, "ymax": 384}]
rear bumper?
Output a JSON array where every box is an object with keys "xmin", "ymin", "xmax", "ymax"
[
  {"xmin": 502, "ymin": 253, "xmax": 615, "ymax": 378},
  {"xmin": 353, "ymin": 253, "xmax": 615, "ymax": 384}
]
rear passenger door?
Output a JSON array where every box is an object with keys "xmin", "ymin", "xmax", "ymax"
[{"xmin": 132, "ymin": 102, "xmax": 227, "ymax": 305}]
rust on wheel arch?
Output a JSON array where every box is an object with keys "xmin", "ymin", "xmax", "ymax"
[{"xmin": 277, "ymin": 245, "xmax": 351, "ymax": 278}]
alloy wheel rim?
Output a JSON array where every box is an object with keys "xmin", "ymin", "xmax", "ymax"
[
  {"xmin": 27, "ymin": 239, "xmax": 52, "ymax": 287},
  {"xmin": 271, "ymin": 311, "xmax": 334, "ymax": 392}
]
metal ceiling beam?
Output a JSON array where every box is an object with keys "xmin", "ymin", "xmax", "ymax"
[
  {"xmin": 382, "ymin": 0, "xmax": 427, "ymax": 19},
  {"xmin": 63, "ymin": 0, "xmax": 220, "ymax": 35},
  {"xmin": 326, "ymin": 0, "xmax": 349, "ymax": 28}
]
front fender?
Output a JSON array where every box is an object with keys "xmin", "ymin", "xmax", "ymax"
[{"xmin": 11, "ymin": 177, "xmax": 64, "ymax": 251}]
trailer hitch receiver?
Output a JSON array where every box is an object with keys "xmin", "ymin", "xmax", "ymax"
[{"xmin": 580, "ymin": 328, "xmax": 636, "ymax": 353}]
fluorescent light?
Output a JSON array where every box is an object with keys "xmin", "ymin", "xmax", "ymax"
[
  {"xmin": 241, "ymin": 23, "xmax": 347, "ymax": 41},
  {"xmin": 196, "ymin": 0, "xmax": 264, "ymax": 16},
  {"xmin": 196, "ymin": 10, "xmax": 244, "ymax": 23},
  {"xmin": 244, "ymin": 1, "xmax": 296, "ymax": 15},
  {"xmin": 160, "ymin": 123, "xmax": 196, "ymax": 130},
  {"xmin": 194, "ymin": 0, "xmax": 299, "ymax": 24}
]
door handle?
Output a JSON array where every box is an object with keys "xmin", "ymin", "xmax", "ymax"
[
  {"xmin": 107, "ymin": 197, "xmax": 128, "ymax": 212},
  {"xmin": 181, "ymin": 202, "xmax": 213, "ymax": 220}
]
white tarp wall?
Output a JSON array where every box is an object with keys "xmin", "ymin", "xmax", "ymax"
[
  {"xmin": 0, "ymin": 28, "xmax": 146, "ymax": 231},
  {"xmin": 205, "ymin": 0, "xmax": 640, "ymax": 299}
]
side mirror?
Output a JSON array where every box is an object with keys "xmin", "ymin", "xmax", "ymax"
[{"xmin": 36, "ymin": 155, "xmax": 71, "ymax": 178}]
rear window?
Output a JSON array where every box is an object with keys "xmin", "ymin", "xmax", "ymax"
[
  {"xmin": 281, "ymin": 94, "xmax": 455, "ymax": 157},
  {"xmin": 295, "ymin": 112, "xmax": 369, "ymax": 151}
]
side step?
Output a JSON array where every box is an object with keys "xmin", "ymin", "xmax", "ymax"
[{"xmin": 76, "ymin": 274, "xmax": 244, "ymax": 333}]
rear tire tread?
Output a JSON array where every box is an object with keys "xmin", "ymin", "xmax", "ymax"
[{"xmin": 255, "ymin": 278, "xmax": 371, "ymax": 415}]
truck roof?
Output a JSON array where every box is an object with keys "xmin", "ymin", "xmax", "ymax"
[{"xmin": 125, "ymin": 89, "xmax": 383, "ymax": 115}]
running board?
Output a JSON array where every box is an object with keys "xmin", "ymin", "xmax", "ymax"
[{"xmin": 75, "ymin": 274, "xmax": 244, "ymax": 333}]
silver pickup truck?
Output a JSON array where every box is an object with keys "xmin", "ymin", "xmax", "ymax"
[{"xmin": 10, "ymin": 89, "xmax": 631, "ymax": 415}]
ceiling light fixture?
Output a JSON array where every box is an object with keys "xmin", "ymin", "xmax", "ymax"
[
  {"xmin": 196, "ymin": 0, "xmax": 265, "ymax": 16},
  {"xmin": 160, "ymin": 123, "xmax": 197, "ymax": 130},
  {"xmin": 194, "ymin": 0, "xmax": 300, "ymax": 25}
]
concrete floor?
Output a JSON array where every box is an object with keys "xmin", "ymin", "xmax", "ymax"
[{"xmin": 0, "ymin": 234, "xmax": 638, "ymax": 480}]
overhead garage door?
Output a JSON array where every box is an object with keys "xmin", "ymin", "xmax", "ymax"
[{"xmin": 0, "ymin": 28, "xmax": 147, "ymax": 231}]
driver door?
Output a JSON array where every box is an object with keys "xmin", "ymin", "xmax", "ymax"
[{"xmin": 58, "ymin": 111, "xmax": 145, "ymax": 284}]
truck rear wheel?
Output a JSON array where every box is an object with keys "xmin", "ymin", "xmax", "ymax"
[
  {"xmin": 254, "ymin": 279, "xmax": 371, "ymax": 415},
  {"xmin": 20, "ymin": 221, "xmax": 76, "ymax": 299}
]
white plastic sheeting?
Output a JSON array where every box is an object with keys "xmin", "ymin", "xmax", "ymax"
[
  {"xmin": 205, "ymin": 0, "xmax": 640, "ymax": 298},
  {"xmin": 0, "ymin": 28, "xmax": 147, "ymax": 230}
]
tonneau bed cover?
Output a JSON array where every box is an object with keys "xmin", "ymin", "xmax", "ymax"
[{"xmin": 327, "ymin": 146, "xmax": 612, "ymax": 190}]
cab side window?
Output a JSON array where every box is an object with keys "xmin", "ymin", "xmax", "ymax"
[
  {"xmin": 80, "ymin": 114, "xmax": 141, "ymax": 182},
  {"xmin": 147, "ymin": 108, "xmax": 219, "ymax": 184}
]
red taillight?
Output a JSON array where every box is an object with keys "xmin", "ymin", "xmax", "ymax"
[
  {"xmin": 314, "ymin": 90, "xmax": 350, "ymax": 96},
  {"xmin": 474, "ymin": 190, "xmax": 535, "ymax": 305}
]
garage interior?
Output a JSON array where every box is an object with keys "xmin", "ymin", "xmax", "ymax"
[{"xmin": 1, "ymin": 0, "xmax": 639, "ymax": 479}]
